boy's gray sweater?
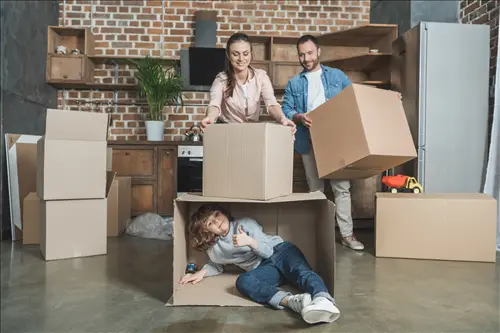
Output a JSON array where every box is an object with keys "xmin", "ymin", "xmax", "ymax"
[{"xmin": 202, "ymin": 217, "xmax": 284, "ymax": 277}]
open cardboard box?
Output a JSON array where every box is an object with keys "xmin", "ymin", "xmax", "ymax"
[
  {"xmin": 37, "ymin": 109, "xmax": 109, "ymax": 200},
  {"xmin": 168, "ymin": 192, "xmax": 336, "ymax": 306}
]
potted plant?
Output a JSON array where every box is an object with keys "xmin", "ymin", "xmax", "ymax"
[{"xmin": 128, "ymin": 56, "xmax": 183, "ymax": 141}]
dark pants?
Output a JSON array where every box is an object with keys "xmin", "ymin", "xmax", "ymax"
[{"xmin": 235, "ymin": 241, "xmax": 333, "ymax": 309}]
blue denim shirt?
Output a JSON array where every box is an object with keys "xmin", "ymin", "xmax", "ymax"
[{"xmin": 282, "ymin": 64, "xmax": 352, "ymax": 154}]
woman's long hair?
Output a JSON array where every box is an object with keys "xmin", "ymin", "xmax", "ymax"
[{"xmin": 224, "ymin": 32, "xmax": 255, "ymax": 99}]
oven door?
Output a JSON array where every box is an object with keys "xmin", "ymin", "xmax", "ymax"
[{"xmin": 177, "ymin": 157, "xmax": 203, "ymax": 194}]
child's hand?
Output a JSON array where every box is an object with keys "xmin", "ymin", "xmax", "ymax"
[
  {"xmin": 233, "ymin": 226, "xmax": 255, "ymax": 248},
  {"xmin": 179, "ymin": 269, "xmax": 207, "ymax": 285}
]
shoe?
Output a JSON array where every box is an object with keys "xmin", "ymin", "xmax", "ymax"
[
  {"xmin": 342, "ymin": 234, "xmax": 364, "ymax": 250},
  {"xmin": 301, "ymin": 296, "xmax": 340, "ymax": 324},
  {"xmin": 286, "ymin": 293, "xmax": 312, "ymax": 314}
]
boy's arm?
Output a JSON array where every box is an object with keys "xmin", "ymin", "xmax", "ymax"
[
  {"xmin": 238, "ymin": 218, "xmax": 274, "ymax": 259},
  {"xmin": 202, "ymin": 260, "xmax": 223, "ymax": 277}
]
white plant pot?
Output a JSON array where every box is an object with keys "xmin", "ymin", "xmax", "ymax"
[{"xmin": 145, "ymin": 120, "xmax": 165, "ymax": 141}]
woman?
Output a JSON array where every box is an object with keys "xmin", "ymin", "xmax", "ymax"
[{"xmin": 200, "ymin": 32, "xmax": 296, "ymax": 132}]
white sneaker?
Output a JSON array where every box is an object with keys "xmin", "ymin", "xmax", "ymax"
[
  {"xmin": 301, "ymin": 296, "xmax": 340, "ymax": 324},
  {"xmin": 342, "ymin": 235, "xmax": 365, "ymax": 250},
  {"xmin": 286, "ymin": 293, "xmax": 312, "ymax": 314}
]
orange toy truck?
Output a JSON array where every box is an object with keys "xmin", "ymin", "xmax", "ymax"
[{"xmin": 381, "ymin": 174, "xmax": 423, "ymax": 193}]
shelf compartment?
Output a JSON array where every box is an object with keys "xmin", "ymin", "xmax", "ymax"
[
  {"xmin": 323, "ymin": 53, "xmax": 392, "ymax": 72},
  {"xmin": 317, "ymin": 24, "xmax": 398, "ymax": 53},
  {"xmin": 46, "ymin": 54, "xmax": 94, "ymax": 83},
  {"xmin": 48, "ymin": 26, "xmax": 94, "ymax": 55},
  {"xmin": 248, "ymin": 35, "xmax": 273, "ymax": 61}
]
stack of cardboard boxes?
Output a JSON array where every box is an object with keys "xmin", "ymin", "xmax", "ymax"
[
  {"xmin": 21, "ymin": 109, "xmax": 132, "ymax": 260},
  {"xmin": 170, "ymin": 83, "xmax": 497, "ymax": 307}
]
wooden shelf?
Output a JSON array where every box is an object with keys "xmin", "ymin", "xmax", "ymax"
[
  {"xmin": 323, "ymin": 53, "xmax": 392, "ymax": 72},
  {"xmin": 88, "ymin": 55, "xmax": 179, "ymax": 65},
  {"xmin": 317, "ymin": 24, "xmax": 398, "ymax": 47},
  {"xmin": 48, "ymin": 80, "xmax": 137, "ymax": 90}
]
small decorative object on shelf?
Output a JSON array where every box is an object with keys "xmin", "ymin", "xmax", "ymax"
[
  {"xmin": 127, "ymin": 56, "xmax": 184, "ymax": 141},
  {"xmin": 56, "ymin": 45, "xmax": 67, "ymax": 54},
  {"xmin": 71, "ymin": 49, "xmax": 81, "ymax": 55}
]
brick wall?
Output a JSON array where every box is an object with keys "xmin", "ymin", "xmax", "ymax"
[
  {"xmin": 57, "ymin": 0, "xmax": 370, "ymax": 140},
  {"xmin": 461, "ymin": 0, "xmax": 499, "ymax": 129}
]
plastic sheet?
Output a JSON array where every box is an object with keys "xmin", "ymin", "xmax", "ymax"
[{"xmin": 125, "ymin": 213, "xmax": 173, "ymax": 241}]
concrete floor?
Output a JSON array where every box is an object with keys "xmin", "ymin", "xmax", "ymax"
[{"xmin": 1, "ymin": 231, "xmax": 499, "ymax": 333}]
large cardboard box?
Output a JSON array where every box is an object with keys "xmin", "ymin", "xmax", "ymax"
[
  {"xmin": 308, "ymin": 84, "xmax": 417, "ymax": 180},
  {"xmin": 40, "ymin": 172, "xmax": 115, "ymax": 261},
  {"xmin": 375, "ymin": 193, "xmax": 498, "ymax": 263},
  {"xmin": 202, "ymin": 123, "xmax": 294, "ymax": 200},
  {"xmin": 22, "ymin": 192, "xmax": 41, "ymax": 245},
  {"xmin": 37, "ymin": 109, "xmax": 109, "ymax": 200},
  {"xmin": 107, "ymin": 176, "xmax": 132, "ymax": 237},
  {"xmin": 169, "ymin": 192, "xmax": 336, "ymax": 306}
]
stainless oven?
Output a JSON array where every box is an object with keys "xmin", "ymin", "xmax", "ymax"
[{"xmin": 177, "ymin": 145, "xmax": 203, "ymax": 196}]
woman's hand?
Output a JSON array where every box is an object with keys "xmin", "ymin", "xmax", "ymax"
[
  {"xmin": 200, "ymin": 116, "xmax": 215, "ymax": 129},
  {"xmin": 179, "ymin": 269, "xmax": 208, "ymax": 285},
  {"xmin": 233, "ymin": 226, "xmax": 257, "ymax": 248},
  {"xmin": 280, "ymin": 117, "xmax": 297, "ymax": 135}
]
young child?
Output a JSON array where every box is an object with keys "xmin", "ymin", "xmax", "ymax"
[{"xmin": 179, "ymin": 203, "xmax": 340, "ymax": 324}]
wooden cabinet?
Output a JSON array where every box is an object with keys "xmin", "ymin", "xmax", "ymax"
[{"xmin": 109, "ymin": 142, "xmax": 180, "ymax": 217}]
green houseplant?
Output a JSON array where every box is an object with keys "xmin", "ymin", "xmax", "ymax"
[{"xmin": 128, "ymin": 56, "xmax": 183, "ymax": 141}]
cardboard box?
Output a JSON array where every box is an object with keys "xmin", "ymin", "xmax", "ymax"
[
  {"xmin": 169, "ymin": 192, "xmax": 336, "ymax": 306},
  {"xmin": 375, "ymin": 193, "xmax": 498, "ymax": 263},
  {"xmin": 22, "ymin": 192, "xmax": 41, "ymax": 245},
  {"xmin": 308, "ymin": 84, "xmax": 417, "ymax": 180},
  {"xmin": 37, "ymin": 109, "xmax": 109, "ymax": 200},
  {"xmin": 40, "ymin": 172, "xmax": 115, "ymax": 261},
  {"xmin": 202, "ymin": 123, "xmax": 294, "ymax": 200},
  {"xmin": 107, "ymin": 176, "xmax": 132, "ymax": 237}
]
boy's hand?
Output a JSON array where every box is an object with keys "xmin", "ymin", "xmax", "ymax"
[
  {"xmin": 179, "ymin": 269, "xmax": 207, "ymax": 285},
  {"xmin": 233, "ymin": 226, "xmax": 256, "ymax": 248}
]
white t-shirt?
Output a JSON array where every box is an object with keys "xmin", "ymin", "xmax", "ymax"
[{"xmin": 305, "ymin": 69, "xmax": 326, "ymax": 113}]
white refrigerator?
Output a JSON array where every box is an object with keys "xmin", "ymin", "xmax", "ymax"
[{"xmin": 391, "ymin": 22, "xmax": 491, "ymax": 193}]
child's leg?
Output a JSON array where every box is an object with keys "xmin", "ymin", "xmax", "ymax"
[
  {"xmin": 273, "ymin": 242, "xmax": 333, "ymax": 301},
  {"xmin": 273, "ymin": 242, "xmax": 340, "ymax": 323},
  {"xmin": 235, "ymin": 263, "xmax": 288, "ymax": 309}
]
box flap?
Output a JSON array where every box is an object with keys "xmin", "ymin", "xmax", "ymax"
[
  {"xmin": 176, "ymin": 191, "xmax": 326, "ymax": 203},
  {"xmin": 45, "ymin": 109, "xmax": 109, "ymax": 141},
  {"xmin": 106, "ymin": 171, "xmax": 117, "ymax": 197}
]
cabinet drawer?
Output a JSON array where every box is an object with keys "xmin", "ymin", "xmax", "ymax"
[{"xmin": 112, "ymin": 148, "xmax": 156, "ymax": 177}]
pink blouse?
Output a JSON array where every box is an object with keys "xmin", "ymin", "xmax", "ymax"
[{"xmin": 207, "ymin": 68, "xmax": 280, "ymax": 123}]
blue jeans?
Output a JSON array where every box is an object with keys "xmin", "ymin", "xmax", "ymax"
[{"xmin": 235, "ymin": 241, "xmax": 334, "ymax": 309}]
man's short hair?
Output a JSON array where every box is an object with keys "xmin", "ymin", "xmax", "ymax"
[{"xmin": 297, "ymin": 34, "xmax": 320, "ymax": 49}]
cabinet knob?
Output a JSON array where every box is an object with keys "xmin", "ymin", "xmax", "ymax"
[
  {"xmin": 125, "ymin": 152, "xmax": 130, "ymax": 156},
  {"xmin": 166, "ymin": 151, "xmax": 170, "ymax": 156},
  {"xmin": 63, "ymin": 75, "xmax": 68, "ymax": 79}
]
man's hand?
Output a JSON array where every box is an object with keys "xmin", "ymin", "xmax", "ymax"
[
  {"xmin": 232, "ymin": 226, "xmax": 256, "ymax": 248},
  {"xmin": 293, "ymin": 114, "xmax": 312, "ymax": 128},
  {"xmin": 280, "ymin": 117, "xmax": 297, "ymax": 135},
  {"xmin": 200, "ymin": 116, "xmax": 215, "ymax": 129},
  {"xmin": 179, "ymin": 269, "xmax": 208, "ymax": 285}
]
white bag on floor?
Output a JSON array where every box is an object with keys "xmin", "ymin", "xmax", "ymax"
[{"xmin": 125, "ymin": 213, "xmax": 173, "ymax": 241}]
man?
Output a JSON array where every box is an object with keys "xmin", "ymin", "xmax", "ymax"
[{"xmin": 281, "ymin": 34, "xmax": 364, "ymax": 251}]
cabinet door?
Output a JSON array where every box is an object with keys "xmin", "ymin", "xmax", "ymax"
[
  {"xmin": 131, "ymin": 182, "xmax": 157, "ymax": 216},
  {"xmin": 158, "ymin": 147, "xmax": 176, "ymax": 216}
]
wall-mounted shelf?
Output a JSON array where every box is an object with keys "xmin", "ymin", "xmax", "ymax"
[
  {"xmin": 47, "ymin": 24, "xmax": 398, "ymax": 92},
  {"xmin": 47, "ymin": 80, "xmax": 137, "ymax": 91}
]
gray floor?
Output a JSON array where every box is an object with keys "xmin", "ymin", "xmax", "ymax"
[{"xmin": 1, "ymin": 231, "xmax": 499, "ymax": 333}]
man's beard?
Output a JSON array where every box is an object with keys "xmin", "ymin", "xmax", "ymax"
[{"xmin": 300, "ymin": 57, "xmax": 320, "ymax": 71}]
